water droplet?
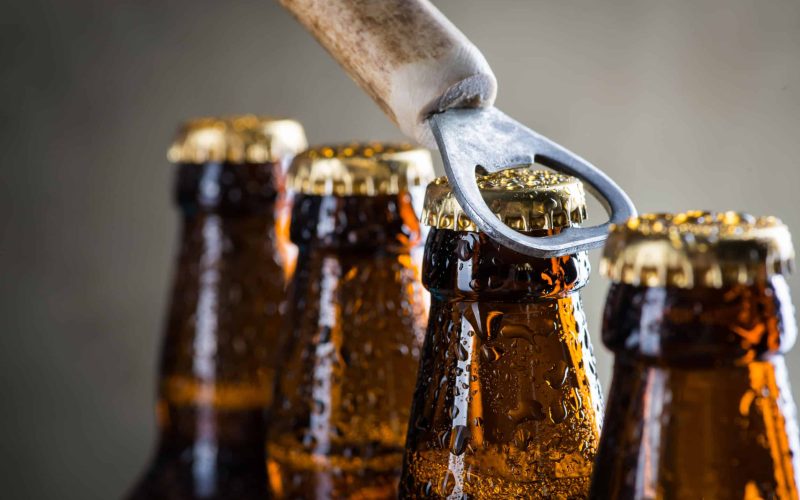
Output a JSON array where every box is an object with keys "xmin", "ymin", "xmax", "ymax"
[
  {"xmin": 488, "ymin": 275, "xmax": 505, "ymax": 289},
  {"xmin": 456, "ymin": 342, "xmax": 469, "ymax": 361},
  {"xmin": 366, "ymin": 390, "xmax": 378, "ymax": 405},
  {"xmin": 523, "ymin": 400, "xmax": 547, "ymax": 422},
  {"xmin": 486, "ymin": 311, "xmax": 504, "ymax": 340},
  {"xmin": 563, "ymin": 259, "xmax": 579, "ymax": 283},
  {"xmin": 500, "ymin": 322, "xmax": 535, "ymax": 344},
  {"xmin": 449, "ymin": 425, "xmax": 470, "ymax": 455},
  {"xmin": 456, "ymin": 239, "xmax": 473, "ymax": 261},
  {"xmin": 439, "ymin": 470, "xmax": 456, "ymax": 496},
  {"xmin": 438, "ymin": 429, "xmax": 451, "ymax": 448},
  {"xmin": 545, "ymin": 360, "xmax": 570, "ymax": 389},
  {"xmin": 549, "ymin": 400, "xmax": 569, "ymax": 424},
  {"xmin": 481, "ymin": 345, "xmax": 503, "ymax": 362}
]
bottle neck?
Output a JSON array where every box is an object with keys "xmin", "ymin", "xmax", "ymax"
[
  {"xmin": 422, "ymin": 227, "xmax": 590, "ymax": 302},
  {"xmin": 290, "ymin": 192, "xmax": 422, "ymax": 253},
  {"xmin": 602, "ymin": 277, "xmax": 797, "ymax": 367},
  {"xmin": 175, "ymin": 161, "xmax": 283, "ymax": 215}
]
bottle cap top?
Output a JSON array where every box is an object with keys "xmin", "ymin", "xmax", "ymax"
[
  {"xmin": 167, "ymin": 115, "xmax": 307, "ymax": 164},
  {"xmin": 422, "ymin": 167, "xmax": 587, "ymax": 232},
  {"xmin": 287, "ymin": 143, "xmax": 435, "ymax": 196},
  {"xmin": 601, "ymin": 211, "xmax": 795, "ymax": 288}
]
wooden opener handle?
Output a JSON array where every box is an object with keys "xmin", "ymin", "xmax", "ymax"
[{"xmin": 278, "ymin": 0, "xmax": 497, "ymax": 147}]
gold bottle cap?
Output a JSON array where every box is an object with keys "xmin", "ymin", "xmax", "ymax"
[
  {"xmin": 422, "ymin": 167, "xmax": 587, "ymax": 232},
  {"xmin": 287, "ymin": 143, "xmax": 435, "ymax": 196},
  {"xmin": 600, "ymin": 211, "xmax": 795, "ymax": 288},
  {"xmin": 167, "ymin": 115, "xmax": 308, "ymax": 164}
]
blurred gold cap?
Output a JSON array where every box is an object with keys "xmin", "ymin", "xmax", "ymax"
[
  {"xmin": 287, "ymin": 143, "xmax": 435, "ymax": 196},
  {"xmin": 167, "ymin": 115, "xmax": 307, "ymax": 164},
  {"xmin": 422, "ymin": 167, "xmax": 587, "ymax": 232},
  {"xmin": 600, "ymin": 211, "xmax": 795, "ymax": 288}
]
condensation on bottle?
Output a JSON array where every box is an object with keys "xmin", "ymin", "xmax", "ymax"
[
  {"xmin": 400, "ymin": 167, "xmax": 604, "ymax": 499},
  {"xmin": 127, "ymin": 116, "xmax": 307, "ymax": 500},
  {"xmin": 591, "ymin": 211, "xmax": 800, "ymax": 499},
  {"xmin": 266, "ymin": 143, "xmax": 435, "ymax": 499}
]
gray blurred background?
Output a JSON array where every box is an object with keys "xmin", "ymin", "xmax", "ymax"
[{"xmin": 1, "ymin": 0, "xmax": 798, "ymax": 498}]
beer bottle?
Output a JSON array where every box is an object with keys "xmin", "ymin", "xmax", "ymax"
[
  {"xmin": 266, "ymin": 143, "xmax": 435, "ymax": 498},
  {"xmin": 591, "ymin": 211, "xmax": 800, "ymax": 499},
  {"xmin": 128, "ymin": 116, "xmax": 307, "ymax": 499},
  {"xmin": 400, "ymin": 168, "xmax": 604, "ymax": 499}
]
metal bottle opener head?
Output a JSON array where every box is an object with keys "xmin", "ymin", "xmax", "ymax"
[{"xmin": 429, "ymin": 107, "xmax": 637, "ymax": 258}]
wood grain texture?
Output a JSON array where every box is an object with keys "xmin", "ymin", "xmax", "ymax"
[{"xmin": 280, "ymin": 0, "xmax": 496, "ymax": 145}]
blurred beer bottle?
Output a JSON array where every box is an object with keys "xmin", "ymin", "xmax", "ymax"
[
  {"xmin": 591, "ymin": 211, "xmax": 800, "ymax": 499},
  {"xmin": 266, "ymin": 143, "xmax": 434, "ymax": 499},
  {"xmin": 400, "ymin": 168, "xmax": 604, "ymax": 499},
  {"xmin": 128, "ymin": 116, "xmax": 307, "ymax": 500}
]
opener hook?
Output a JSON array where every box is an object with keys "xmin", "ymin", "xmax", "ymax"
[{"xmin": 429, "ymin": 107, "xmax": 637, "ymax": 258}]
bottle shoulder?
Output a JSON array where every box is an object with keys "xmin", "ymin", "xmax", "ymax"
[{"xmin": 401, "ymin": 295, "xmax": 603, "ymax": 497}]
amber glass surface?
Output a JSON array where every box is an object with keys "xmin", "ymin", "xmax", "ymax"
[
  {"xmin": 590, "ymin": 278, "xmax": 800, "ymax": 499},
  {"xmin": 267, "ymin": 192, "xmax": 428, "ymax": 499},
  {"xmin": 399, "ymin": 228, "xmax": 604, "ymax": 499},
  {"xmin": 128, "ymin": 161, "xmax": 291, "ymax": 499}
]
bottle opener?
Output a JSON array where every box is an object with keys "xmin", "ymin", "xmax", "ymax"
[{"xmin": 279, "ymin": 0, "xmax": 637, "ymax": 257}]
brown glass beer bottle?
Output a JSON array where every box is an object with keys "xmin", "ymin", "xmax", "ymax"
[
  {"xmin": 590, "ymin": 211, "xmax": 800, "ymax": 499},
  {"xmin": 400, "ymin": 168, "xmax": 604, "ymax": 499},
  {"xmin": 266, "ymin": 144, "xmax": 435, "ymax": 498},
  {"xmin": 128, "ymin": 116, "xmax": 307, "ymax": 499}
]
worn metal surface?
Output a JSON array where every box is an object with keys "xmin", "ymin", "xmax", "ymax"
[{"xmin": 429, "ymin": 107, "xmax": 637, "ymax": 257}]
